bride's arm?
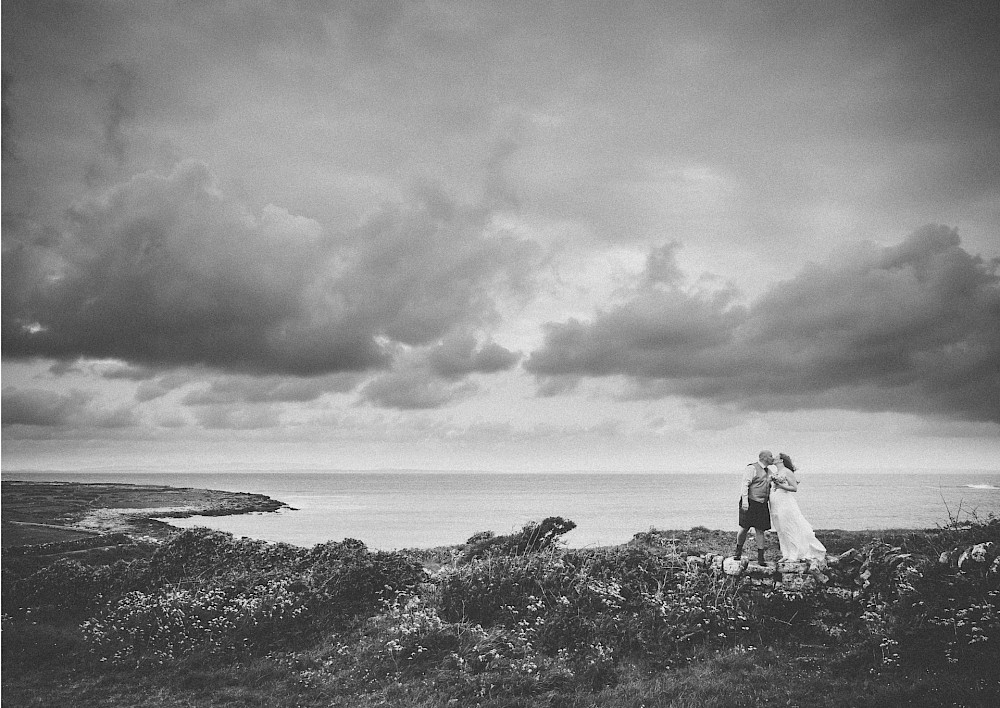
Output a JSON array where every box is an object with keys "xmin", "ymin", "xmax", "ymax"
[{"xmin": 772, "ymin": 473, "xmax": 798, "ymax": 492}]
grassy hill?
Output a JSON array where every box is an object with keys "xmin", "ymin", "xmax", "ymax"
[{"xmin": 2, "ymin": 497, "xmax": 998, "ymax": 706}]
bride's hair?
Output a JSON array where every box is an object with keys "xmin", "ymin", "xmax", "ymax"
[{"xmin": 779, "ymin": 453, "xmax": 796, "ymax": 471}]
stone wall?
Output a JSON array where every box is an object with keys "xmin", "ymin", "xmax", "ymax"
[{"xmin": 685, "ymin": 553, "xmax": 830, "ymax": 590}]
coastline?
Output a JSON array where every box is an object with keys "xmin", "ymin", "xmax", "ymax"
[
  {"xmin": 1, "ymin": 480, "xmax": 290, "ymax": 548},
  {"xmin": 1, "ymin": 478, "xmax": 977, "ymax": 559}
]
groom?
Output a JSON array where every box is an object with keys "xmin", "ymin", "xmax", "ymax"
[{"xmin": 734, "ymin": 450, "xmax": 774, "ymax": 564}]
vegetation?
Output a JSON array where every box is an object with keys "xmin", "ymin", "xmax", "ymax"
[{"xmin": 3, "ymin": 515, "xmax": 998, "ymax": 707}]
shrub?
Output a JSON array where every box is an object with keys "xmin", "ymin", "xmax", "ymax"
[
  {"xmin": 825, "ymin": 519, "xmax": 1000, "ymax": 676},
  {"xmin": 6, "ymin": 557, "xmax": 152, "ymax": 619},
  {"xmin": 461, "ymin": 517, "xmax": 576, "ymax": 561},
  {"xmin": 887, "ymin": 532, "xmax": 1000, "ymax": 672},
  {"xmin": 437, "ymin": 543, "xmax": 761, "ymax": 678},
  {"xmin": 147, "ymin": 528, "xmax": 300, "ymax": 585},
  {"xmin": 81, "ymin": 579, "xmax": 310, "ymax": 665},
  {"xmin": 79, "ymin": 534, "xmax": 428, "ymax": 666},
  {"xmin": 299, "ymin": 594, "xmax": 575, "ymax": 699},
  {"xmin": 295, "ymin": 539, "xmax": 427, "ymax": 627}
]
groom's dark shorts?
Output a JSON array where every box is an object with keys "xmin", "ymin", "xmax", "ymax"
[{"xmin": 738, "ymin": 499, "xmax": 771, "ymax": 531}]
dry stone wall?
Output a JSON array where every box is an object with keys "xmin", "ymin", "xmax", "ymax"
[{"xmin": 685, "ymin": 553, "xmax": 831, "ymax": 590}]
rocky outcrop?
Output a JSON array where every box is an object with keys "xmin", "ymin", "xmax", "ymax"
[{"xmin": 685, "ymin": 552, "xmax": 832, "ymax": 590}]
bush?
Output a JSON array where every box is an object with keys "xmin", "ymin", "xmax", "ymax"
[
  {"xmin": 79, "ymin": 534, "xmax": 428, "ymax": 665},
  {"xmin": 6, "ymin": 557, "xmax": 152, "ymax": 619},
  {"xmin": 295, "ymin": 538, "xmax": 427, "ymax": 628},
  {"xmin": 888, "ymin": 531, "xmax": 1000, "ymax": 672},
  {"xmin": 437, "ymin": 542, "xmax": 761, "ymax": 677},
  {"xmin": 822, "ymin": 519, "xmax": 1000, "ymax": 676},
  {"xmin": 298, "ymin": 594, "xmax": 576, "ymax": 699},
  {"xmin": 461, "ymin": 517, "xmax": 576, "ymax": 561},
  {"xmin": 81, "ymin": 579, "xmax": 310, "ymax": 665},
  {"xmin": 147, "ymin": 528, "xmax": 301, "ymax": 585}
]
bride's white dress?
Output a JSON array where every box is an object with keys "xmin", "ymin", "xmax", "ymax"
[{"xmin": 769, "ymin": 482, "xmax": 827, "ymax": 561}]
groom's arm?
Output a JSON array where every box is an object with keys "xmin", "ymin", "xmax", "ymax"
[{"xmin": 740, "ymin": 465, "xmax": 752, "ymax": 509}]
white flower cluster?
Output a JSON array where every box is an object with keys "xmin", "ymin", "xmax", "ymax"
[{"xmin": 80, "ymin": 579, "xmax": 306, "ymax": 665}]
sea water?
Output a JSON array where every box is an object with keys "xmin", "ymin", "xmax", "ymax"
[{"xmin": 5, "ymin": 470, "xmax": 999, "ymax": 550}]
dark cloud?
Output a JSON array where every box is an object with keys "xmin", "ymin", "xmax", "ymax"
[
  {"xmin": 1, "ymin": 387, "xmax": 138, "ymax": 428},
  {"xmin": 1, "ymin": 388, "xmax": 90, "ymax": 427},
  {"xmin": 359, "ymin": 370, "xmax": 476, "ymax": 411},
  {"xmin": 182, "ymin": 373, "xmax": 359, "ymax": 406},
  {"xmin": 2, "ymin": 161, "xmax": 539, "ymax": 377},
  {"xmin": 426, "ymin": 334, "xmax": 520, "ymax": 380},
  {"xmin": 48, "ymin": 360, "xmax": 83, "ymax": 377},
  {"xmin": 527, "ymin": 226, "xmax": 1000, "ymax": 422},
  {"xmin": 101, "ymin": 363, "xmax": 158, "ymax": 381},
  {"xmin": 358, "ymin": 333, "xmax": 520, "ymax": 410}
]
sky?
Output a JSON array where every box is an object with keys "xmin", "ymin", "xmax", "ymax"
[{"xmin": 3, "ymin": 0, "xmax": 999, "ymax": 474}]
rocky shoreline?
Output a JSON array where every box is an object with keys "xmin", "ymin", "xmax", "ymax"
[{"xmin": 1, "ymin": 480, "xmax": 291, "ymax": 549}]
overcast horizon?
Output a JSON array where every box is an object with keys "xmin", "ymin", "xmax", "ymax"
[{"xmin": 3, "ymin": 1, "xmax": 999, "ymax": 475}]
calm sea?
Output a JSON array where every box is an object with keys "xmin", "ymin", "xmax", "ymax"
[{"xmin": 5, "ymin": 471, "xmax": 999, "ymax": 550}]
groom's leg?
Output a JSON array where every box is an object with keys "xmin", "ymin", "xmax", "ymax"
[
  {"xmin": 755, "ymin": 528, "xmax": 766, "ymax": 564},
  {"xmin": 735, "ymin": 526, "xmax": 748, "ymax": 558}
]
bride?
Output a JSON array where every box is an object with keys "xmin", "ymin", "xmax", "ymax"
[{"xmin": 769, "ymin": 453, "xmax": 827, "ymax": 562}]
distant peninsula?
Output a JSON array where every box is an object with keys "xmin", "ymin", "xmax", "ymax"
[{"xmin": 1, "ymin": 479, "xmax": 290, "ymax": 550}]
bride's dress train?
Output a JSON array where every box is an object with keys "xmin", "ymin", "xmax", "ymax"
[{"xmin": 769, "ymin": 488, "xmax": 826, "ymax": 561}]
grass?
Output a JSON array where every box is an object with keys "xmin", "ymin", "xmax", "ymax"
[
  {"xmin": 3, "ymin": 510, "xmax": 998, "ymax": 707},
  {"xmin": 4, "ymin": 637, "xmax": 994, "ymax": 708}
]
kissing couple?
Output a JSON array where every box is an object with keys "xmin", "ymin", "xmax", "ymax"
[{"xmin": 734, "ymin": 450, "xmax": 827, "ymax": 564}]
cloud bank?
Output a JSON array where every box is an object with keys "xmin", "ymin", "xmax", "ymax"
[
  {"xmin": 3, "ymin": 161, "xmax": 538, "ymax": 379},
  {"xmin": 527, "ymin": 226, "xmax": 1000, "ymax": 421},
  {"xmin": 2, "ymin": 387, "xmax": 136, "ymax": 429}
]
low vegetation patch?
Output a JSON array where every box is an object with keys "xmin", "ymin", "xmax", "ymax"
[{"xmin": 3, "ymin": 516, "xmax": 998, "ymax": 707}]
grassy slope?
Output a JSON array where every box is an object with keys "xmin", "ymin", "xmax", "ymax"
[
  {"xmin": 5, "ymin": 524, "xmax": 996, "ymax": 708},
  {"xmin": 4, "ymin": 479, "xmax": 996, "ymax": 707},
  {"xmin": 4, "ymin": 626, "xmax": 989, "ymax": 708}
]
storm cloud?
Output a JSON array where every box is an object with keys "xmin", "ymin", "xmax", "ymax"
[
  {"xmin": 359, "ymin": 333, "xmax": 520, "ymax": 410},
  {"xmin": 527, "ymin": 226, "xmax": 1000, "ymax": 421},
  {"xmin": 2, "ymin": 161, "xmax": 539, "ymax": 377},
  {"xmin": 2, "ymin": 2, "xmax": 998, "ymax": 469},
  {"xmin": 1, "ymin": 387, "xmax": 137, "ymax": 429}
]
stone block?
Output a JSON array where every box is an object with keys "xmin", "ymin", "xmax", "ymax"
[
  {"xmin": 958, "ymin": 542, "xmax": 994, "ymax": 570},
  {"xmin": 746, "ymin": 562, "xmax": 777, "ymax": 579},
  {"xmin": 778, "ymin": 560, "xmax": 810, "ymax": 574},
  {"xmin": 781, "ymin": 574, "xmax": 817, "ymax": 591},
  {"xmin": 723, "ymin": 557, "xmax": 747, "ymax": 575},
  {"xmin": 807, "ymin": 557, "xmax": 829, "ymax": 571}
]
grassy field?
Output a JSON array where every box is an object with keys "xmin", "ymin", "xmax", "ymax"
[{"xmin": 2, "ymin": 483, "xmax": 998, "ymax": 707}]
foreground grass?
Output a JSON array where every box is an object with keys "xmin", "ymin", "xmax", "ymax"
[
  {"xmin": 5, "ymin": 630, "xmax": 994, "ymax": 708},
  {"xmin": 3, "ymin": 519, "xmax": 998, "ymax": 707}
]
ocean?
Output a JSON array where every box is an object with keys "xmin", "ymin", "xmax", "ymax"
[{"xmin": 5, "ymin": 470, "xmax": 999, "ymax": 550}]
